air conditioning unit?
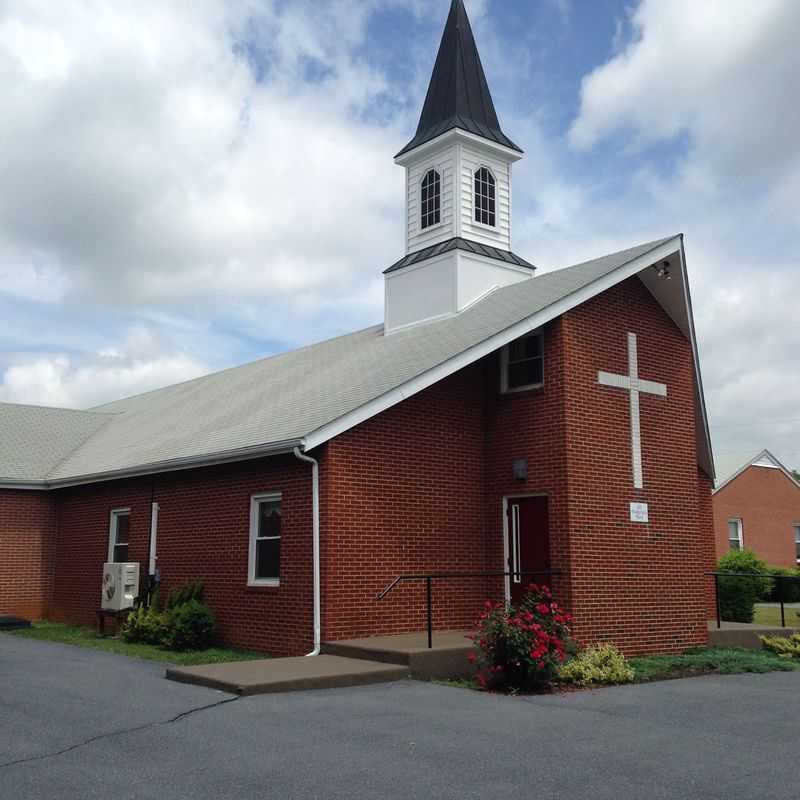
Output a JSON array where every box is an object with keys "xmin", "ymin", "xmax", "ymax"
[{"xmin": 101, "ymin": 563, "xmax": 140, "ymax": 612}]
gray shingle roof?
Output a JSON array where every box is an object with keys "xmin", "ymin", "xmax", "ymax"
[
  {"xmin": 0, "ymin": 237, "xmax": 683, "ymax": 486},
  {"xmin": 0, "ymin": 403, "xmax": 111, "ymax": 483}
]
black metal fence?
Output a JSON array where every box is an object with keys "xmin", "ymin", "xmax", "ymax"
[
  {"xmin": 376, "ymin": 570, "xmax": 558, "ymax": 649},
  {"xmin": 709, "ymin": 571, "xmax": 800, "ymax": 629}
]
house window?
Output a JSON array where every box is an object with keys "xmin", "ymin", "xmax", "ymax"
[
  {"xmin": 108, "ymin": 509, "xmax": 131, "ymax": 563},
  {"xmin": 420, "ymin": 169, "xmax": 441, "ymax": 230},
  {"xmin": 795, "ymin": 524, "xmax": 800, "ymax": 563},
  {"xmin": 501, "ymin": 331, "xmax": 544, "ymax": 393},
  {"xmin": 728, "ymin": 519, "xmax": 744, "ymax": 551},
  {"xmin": 474, "ymin": 167, "xmax": 496, "ymax": 227},
  {"xmin": 249, "ymin": 493, "xmax": 282, "ymax": 585}
]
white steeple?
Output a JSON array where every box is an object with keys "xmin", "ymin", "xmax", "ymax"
[{"xmin": 384, "ymin": 0, "xmax": 534, "ymax": 334}]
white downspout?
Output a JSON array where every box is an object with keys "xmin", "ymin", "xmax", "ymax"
[{"xmin": 294, "ymin": 447, "xmax": 321, "ymax": 656}]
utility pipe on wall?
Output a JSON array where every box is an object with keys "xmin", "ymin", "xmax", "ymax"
[{"xmin": 294, "ymin": 447, "xmax": 321, "ymax": 656}]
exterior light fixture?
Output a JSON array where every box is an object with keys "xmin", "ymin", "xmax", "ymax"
[
  {"xmin": 655, "ymin": 261, "xmax": 672, "ymax": 280},
  {"xmin": 513, "ymin": 458, "xmax": 528, "ymax": 482}
]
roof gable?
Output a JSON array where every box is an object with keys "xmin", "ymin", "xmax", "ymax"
[
  {"xmin": 0, "ymin": 235, "xmax": 714, "ymax": 488},
  {"xmin": 714, "ymin": 449, "xmax": 800, "ymax": 495}
]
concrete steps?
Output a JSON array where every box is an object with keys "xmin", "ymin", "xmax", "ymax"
[
  {"xmin": 166, "ymin": 655, "xmax": 409, "ymax": 696},
  {"xmin": 322, "ymin": 631, "xmax": 476, "ymax": 680},
  {"xmin": 708, "ymin": 621, "xmax": 795, "ymax": 650}
]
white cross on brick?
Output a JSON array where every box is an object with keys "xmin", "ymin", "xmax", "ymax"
[{"xmin": 598, "ymin": 332, "xmax": 668, "ymax": 490}]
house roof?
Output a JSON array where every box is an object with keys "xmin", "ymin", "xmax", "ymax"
[
  {"xmin": 0, "ymin": 234, "xmax": 714, "ymax": 488},
  {"xmin": 396, "ymin": 0, "xmax": 520, "ymax": 159},
  {"xmin": 384, "ymin": 237, "xmax": 536, "ymax": 275},
  {"xmin": 713, "ymin": 449, "xmax": 800, "ymax": 495},
  {"xmin": 0, "ymin": 403, "xmax": 111, "ymax": 485}
]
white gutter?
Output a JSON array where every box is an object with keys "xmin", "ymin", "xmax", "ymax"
[{"xmin": 294, "ymin": 446, "xmax": 321, "ymax": 657}]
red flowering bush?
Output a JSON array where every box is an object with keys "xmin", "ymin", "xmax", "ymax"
[{"xmin": 469, "ymin": 585, "xmax": 573, "ymax": 692}]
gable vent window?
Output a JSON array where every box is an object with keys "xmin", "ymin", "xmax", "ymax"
[
  {"xmin": 474, "ymin": 167, "xmax": 496, "ymax": 227},
  {"xmin": 501, "ymin": 331, "xmax": 544, "ymax": 393},
  {"xmin": 420, "ymin": 169, "xmax": 441, "ymax": 230}
]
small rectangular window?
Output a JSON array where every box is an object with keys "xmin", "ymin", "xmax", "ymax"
[
  {"xmin": 728, "ymin": 519, "xmax": 743, "ymax": 551},
  {"xmin": 249, "ymin": 494, "xmax": 282, "ymax": 585},
  {"xmin": 794, "ymin": 524, "xmax": 800, "ymax": 563},
  {"xmin": 501, "ymin": 331, "xmax": 544, "ymax": 393},
  {"xmin": 108, "ymin": 509, "xmax": 131, "ymax": 563}
]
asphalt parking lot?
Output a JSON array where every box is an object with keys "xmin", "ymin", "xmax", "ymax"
[{"xmin": 2, "ymin": 634, "xmax": 798, "ymax": 800}]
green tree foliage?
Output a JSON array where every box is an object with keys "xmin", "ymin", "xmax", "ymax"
[{"xmin": 717, "ymin": 550, "xmax": 773, "ymax": 623}]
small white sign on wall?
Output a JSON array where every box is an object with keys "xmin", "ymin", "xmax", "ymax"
[{"xmin": 630, "ymin": 502, "xmax": 649, "ymax": 524}]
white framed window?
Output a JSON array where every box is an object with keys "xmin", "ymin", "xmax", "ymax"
[
  {"xmin": 728, "ymin": 518, "xmax": 744, "ymax": 551},
  {"xmin": 794, "ymin": 524, "xmax": 800, "ymax": 564},
  {"xmin": 420, "ymin": 168, "xmax": 441, "ymax": 230},
  {"xmin": 249, "ymin": 493, "xmax": 282, "ymax": 586},
  {"xmin": 501, "ymin": 331, "xmax": 544, "ymax": 393},
  {"xmin": 474, "ymin": 166, "xmax": 496, "ymax": 227},
  {"xmin": 108, "ymin": 509, "xmax": 131, "ymax": 563}
]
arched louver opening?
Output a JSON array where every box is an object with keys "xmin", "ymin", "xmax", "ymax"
[
  {"xmin": 420, "ymin": 169, "xmax": 441, "ymax": 230},
  {"xmin": 474, "ymin": 167, "xmax": 496, "ymax": 227}
]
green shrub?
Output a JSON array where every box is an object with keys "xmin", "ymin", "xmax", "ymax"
[
  {"xmin": 558, "ymin": 644, "xmax": 635, "ymax": 687},
  {"xmin": 165, "ymin": 579, "xmax": 205, "ymax": 611},
  {"xmin": 761, "ymin": 633, "xmax": 800, "ymax": 659},
  {"xmin": 717, "ymin": 550, "xmax": 773, "ymax": 623},
  {"xmin": 765, "ymin": 567, "xmax": 800, "ymax": 604},
  {"xmin": 121, "ymin": 605, "xmax": 169, "ymax": 645},
  {"xmin": 164, "ymin": 599, "xmax": 216, "ymax": 651}
]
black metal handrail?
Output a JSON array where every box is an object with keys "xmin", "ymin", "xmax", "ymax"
[
  {"xmin": 708, "ymin": 571, "xmax": 800, "ymax": 629},
  {"xmin": 377, "ymin": 570, "xmax": 558, "ymax": 649}
]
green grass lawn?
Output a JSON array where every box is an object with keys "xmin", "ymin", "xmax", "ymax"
[
  {"xmin": 629, "ymin": 647, "xmax": 800, "ymax": 683},
  {"xmin": 4, "ymin": 621, "xmax": 267, "ymax": 666},
  {"xmin": 753, "ymin": 605, "xmax": 800, "ymax": 628}
]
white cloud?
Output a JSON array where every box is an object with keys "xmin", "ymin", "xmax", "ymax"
[
  {"xmin": 0, "ymin": 327, "xmax": 208, "ymax": 409},
  {"xmin": 570, "ymin": 0, "xmax": 800, "ymax": 193},
  {"xmin": 0, "ymin": 0, "xmax": 405, "ymax": 314}
]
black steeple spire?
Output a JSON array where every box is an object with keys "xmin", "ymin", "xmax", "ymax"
[{"xmin": 397, "ymin": 0, "xmax": 521, "ymax": 158}]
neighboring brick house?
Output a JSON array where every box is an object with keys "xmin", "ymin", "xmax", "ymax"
[
  {"xmin": 713, "ymin": 451, "xmax": 800, "ymax": 569},
  {"xmin": 0, "ymin": 0, "xmax": 716, "ymax": 656}
]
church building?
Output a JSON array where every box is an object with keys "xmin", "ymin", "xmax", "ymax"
[{"xmin": 0, "ymin": 0, "xmax": 716, "ymax": 656}]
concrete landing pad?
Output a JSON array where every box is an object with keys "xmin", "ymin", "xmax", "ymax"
[{"xmin": 166, "ymin": 655, "xmax": 409, "ymax": 696}]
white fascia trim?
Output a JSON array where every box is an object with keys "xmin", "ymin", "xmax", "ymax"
[
  {"xmin": 677, "ymin": 239, "xmax": 716, "ymax": 481},
  {"xmin": 714, "ymin": 449, "xmax": 800, "ymax": 495},
  {"xmin": 0, "ymin": 480, "xmax": 49, "ymax": 491},
  {"xmin": 395, "ymin": 128, "xmax": 523, "ymax": 167},
  {"xmin": 15, "ymin": 439, "xmax": 303, "ymax": 491},
  {"xmin": 305, "ymin": 237, "xmax": 683, "ymax": 451}
]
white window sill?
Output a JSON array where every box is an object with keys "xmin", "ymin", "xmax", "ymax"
[
  {"xmin": 248, "ymin": 579, "xmax": 280, "ymax": 588},
  {"xmin": 501, "ymin": 382, "xmax": 544, "ymax": 395},
  {"xmin": 472, "ymin": 219, "xmax": 499, "ymax": 233}
]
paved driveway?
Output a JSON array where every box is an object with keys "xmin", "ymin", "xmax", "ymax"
[{"xmin": 1, "ymin": 634, "xmax": 798, "ymax": 800}]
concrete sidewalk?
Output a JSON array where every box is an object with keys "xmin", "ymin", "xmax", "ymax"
[{"xmin": 167, "ymin": 655, "xmax": 409, "ymax": 695}]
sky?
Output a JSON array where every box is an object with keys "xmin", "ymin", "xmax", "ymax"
[{"xmin": 0, "ymin": 0, "xmax": 798, "ymax": 482}]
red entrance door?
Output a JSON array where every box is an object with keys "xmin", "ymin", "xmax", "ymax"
[{"xmin": 507, "ymin": 496, "xmax": 551, "ymax": 605}]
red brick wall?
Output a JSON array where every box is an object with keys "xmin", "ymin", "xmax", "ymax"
[
  {"xmin": 713, "ymin": 467, "xmax": 800, "ymax": 568},
  {"xmin": 321, "ymin": 362, "xmax": 488, "ymax": 640},
  {"xmin": 0, "ymin": 489, "xmax": 56, "ymax": 619},
  {"xmin": 559, "ymin": 277, "xmax": 712, "ymax": 655},
  {"xmin": 13, "ymin": 276, "xmax": 715, "ymax": 658},
  {"xmin": 483, "ymin": 317, "xmax": 573, "ymax": 618},
  {"xmin": 52, "ymin": 456, "xmax": 316, "ymax": 656}
]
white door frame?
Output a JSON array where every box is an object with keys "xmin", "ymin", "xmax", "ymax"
[{"xmin": 501, "ymin": 493, "xmax": 549, "ymax": 604}]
